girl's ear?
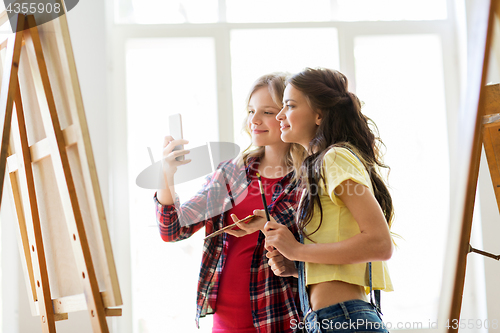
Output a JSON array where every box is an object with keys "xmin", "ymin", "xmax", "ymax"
[{"xmin": 315, "ymin": 111, "xmax": 322, "ymax": 126}]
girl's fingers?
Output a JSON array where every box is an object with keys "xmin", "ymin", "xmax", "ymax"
[
  {"xmin": 254, "ymin": 210, "xmax": 276, "ymax": 224},
  {"xmin": 266, "ymin": 249, "xmax": 281, "ymax": 258},
  {"xmin": 173, "ymin": 149, "xmax": 190, "ymax": 157},
  {"xmin": 264, "ymin": 242, "xmax": 275, "ymax": 252},
  {"xmin": 164, "ymin": 139, "xmax": 189, "ymax": 152},
  {"xmin": 231, "ymin": 215, "xmax": 246, "ymax": 230},
  {"xmin": 271, "ymin": 267, "xmax": 282, "ymax": 275},
  {"xmin": 269, "ymin": 259, "xmax": 285, "ymax": 275},
  {"xmin": 225, "ymin": 215, "xmax": 247, "ymax": 237},
  {"xmin": 163, "ymin": 135, "xmax": 174, "ymax": 148},
  {"xmin": 263, "ymin": 220, "xmax": 280, "ymax": 232},
  {"xmin": 268, "ymin": 254, "xmax": 284, "ymax": 267},
  {"xmin": 163, "ymin": 150, "xmax": 190, "ymax": 165},
  {"xmin": 224, "ymin": 228, "xmax": 246, "ymax": 237},
  {"xmin": 253, "ymin": 209, "xmax": 266, "ymax": 218}
]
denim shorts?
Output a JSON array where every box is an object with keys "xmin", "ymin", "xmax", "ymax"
[{"xmin": 303, "ymin": 299, "xmax": 388, "ymax": 333}]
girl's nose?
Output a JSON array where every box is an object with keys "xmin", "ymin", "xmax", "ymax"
[{"xmin": 276, "ymin": 108, "xmax": 285, "ymax": 121}]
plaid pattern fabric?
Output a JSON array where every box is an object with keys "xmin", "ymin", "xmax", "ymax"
[{"xmin": 155, "ymin": 157, "xmax": 303, "ymax": 332}]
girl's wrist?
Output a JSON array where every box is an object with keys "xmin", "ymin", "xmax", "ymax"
[
  {"xmin": 291, "ymin": 242, "xmax": 305, "ymax": 262},
  {"xmin": 291, "ymin": 264, "xmax": 299, "ymax": 278}
]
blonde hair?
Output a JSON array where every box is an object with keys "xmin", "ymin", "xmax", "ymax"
[{"xmin": 236, "ymin": 73, "xmax": 306, "ymax": 183}]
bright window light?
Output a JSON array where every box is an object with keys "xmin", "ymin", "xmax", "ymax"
[
  {"xmin": 126, "ymin": 37, "xmax": 217, "ymax": 333},
  {"xmin": 354, "ymin": 34, "xmax": 449, "ymax": 327},
  {"xmin": 226, "ymin": 0, "xmax": 331, "ymax": 23},
  {"xmin": 335, "ymin": 0, "xmax": 447, "ymax": 21},
  {"xmin": 118, "ymin": 0, "xmax": 218, "ymax": 24}
]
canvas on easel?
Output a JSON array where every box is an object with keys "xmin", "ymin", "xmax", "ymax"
[{"xmin": 0, "ymin": 6, "xmax": 122, "ymax": 333}]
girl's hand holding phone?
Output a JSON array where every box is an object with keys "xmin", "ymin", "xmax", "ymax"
[{"xmin": 162, "ymin": 135, "xmax": 191, "ymax": 184}]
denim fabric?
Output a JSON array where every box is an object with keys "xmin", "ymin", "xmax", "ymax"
[
  {"xmin": 297, "ymin": 235, "xmax": 388, "ymax": 333},
  {"xmin": 302, "ymin": 300, "xmax": 388, "ymax": 333}
]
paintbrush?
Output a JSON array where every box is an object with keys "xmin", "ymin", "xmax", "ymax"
[
  {"xmin": 256, "ymin": 173, "xmax": 271, "ymax": 222},
  {"xmin": 203, "ymin": 214, "xmax": 256, "ymax": 240}
]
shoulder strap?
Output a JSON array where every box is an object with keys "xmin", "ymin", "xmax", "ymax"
[{"xmin": 368, "ymin": 262, "xmax": 383, "ymax": 315}]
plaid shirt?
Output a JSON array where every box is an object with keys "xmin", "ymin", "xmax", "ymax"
[{"xmin": 155, "ymin": 157, "xmax": 302, "ymax": 332}]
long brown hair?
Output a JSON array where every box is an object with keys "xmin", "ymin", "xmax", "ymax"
[
  {"xmin": 237, "ymin": 73, "xmax": 306, "ymax": 183},
  {"xmin": 290, "ymin": 68, "xmax": 394, "ymax": 240}
]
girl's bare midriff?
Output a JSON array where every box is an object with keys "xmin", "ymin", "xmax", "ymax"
[{"xmin": 308, "ymin": 280, "xmax": 367, "ymax": 311}]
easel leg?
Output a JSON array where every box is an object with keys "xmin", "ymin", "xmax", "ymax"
[
  {"xmin": 14, "ymin": 77, "xmax": 57, "ymax": 332},
  {"xmin": 0, "ymin": 14, "xmax": 25, "ymax": 203}
]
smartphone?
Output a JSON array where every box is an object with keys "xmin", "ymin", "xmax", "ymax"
[{"xmin": 169, "ymin": 113, "xmax": 184, "ymax": 161}]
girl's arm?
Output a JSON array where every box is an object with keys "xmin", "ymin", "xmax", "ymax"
[
  {"xmin": 264, "ymin": 179, "xmax": 393, "ymax": 264},
  {"xmin": 156, "ymin": 189, "xmax": 208, "ymax": 242},
  {"xmin": 156, "ymin": 136, "xmax": 227, "ymax": 241}
]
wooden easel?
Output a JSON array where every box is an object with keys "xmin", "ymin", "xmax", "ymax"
[
  {"xmin": 0, "ymin": 11, "xmax": 121, "ymax": 333},
  {"xmin": 445, "ymin": 0, "xmax": 500, "ymax": 331}
]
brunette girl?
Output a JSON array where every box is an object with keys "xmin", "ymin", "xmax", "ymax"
[{"xmin": 262, "ymin": 68, "xmax": 393, "ymax": 332}]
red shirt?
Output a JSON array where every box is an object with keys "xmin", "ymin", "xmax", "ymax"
[{"xmin": 212, "ymin": 172, "xmax": 282, "ymax": 332}]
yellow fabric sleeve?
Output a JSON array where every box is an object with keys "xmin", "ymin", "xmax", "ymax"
[{"xmin": 323, "ymin": 147, "xmax": 371, "ymax": 206}]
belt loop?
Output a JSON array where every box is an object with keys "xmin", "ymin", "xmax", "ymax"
[
  {"xmin": 339, "ymin": 302, "xmax": 350, "ymax": 320},
  {"xmin": 303, "ymin": 308, "xmax": 313, "ymax": 323}
]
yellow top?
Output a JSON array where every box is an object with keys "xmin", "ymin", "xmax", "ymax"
[{"xmin": 303, "ymin": 147, "xmax": 393, "ymax": 293}]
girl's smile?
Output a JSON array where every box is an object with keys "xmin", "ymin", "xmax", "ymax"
[{"xmin": 276, "ymin": 84, "xmax": 322, "ymax": 149}]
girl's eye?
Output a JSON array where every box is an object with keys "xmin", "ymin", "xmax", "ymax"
[
  {"xmin": 286, "ymin": 104, "xmax": 294, "ymax": 109},
  {"xmin": 248, "ymin": 110, "xmax": 255, "ymax": 114},
  {"xmin": 264, "ymin": 111, "xmax": 274, "ymax": 115}
]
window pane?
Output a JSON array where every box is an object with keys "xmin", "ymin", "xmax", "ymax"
[
  {"xmin": 335, "ymin": 0, "xmax": 447, "ymax": 21},
  {"xmin": 226, "ymin": 0, "xmax": 331, "ymax": 23},
  {"xmin": 354, "ymin": 34, "xmax": 448, "ymax": 327},
  {"xmin": 117, "ymin": 0, "xmax": 218, "ymax": 24},
  {"xmin": 126, "ymin": 38, "xmax": 217, "ymax": 333},
  {"xmin": 230, "ymin": 28, "xmax": 339, "ymax": 149}
]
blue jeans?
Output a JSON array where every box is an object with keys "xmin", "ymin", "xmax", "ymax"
[{"xmin": 302, "ymin": 299, "xmax": 388, "ymax": 333}]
